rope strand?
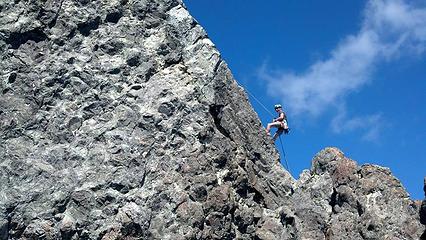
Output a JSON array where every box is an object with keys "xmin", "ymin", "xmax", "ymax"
[
  {"xmin": 279, "ymin": 135, "xmax": 291, "ymax": 174},
  {"xmin": 235, "ymin": 80, "xmax": 275, "ymax": 117},
  {"xmin": 245, "ymin": 88, "xmax": 275, "ymax": 117}
]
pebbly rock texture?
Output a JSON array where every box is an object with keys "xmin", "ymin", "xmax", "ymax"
[
  {"xmin": 0, "ymin": 0, "xmax": 424, "ymax": 239},
  {"xmin": 0, "ymin": 0, "xmax": 291, "ymax": 239},
  {"xmin": 288, "ymin": 148, "xmax": 424, "ymax": 240}
]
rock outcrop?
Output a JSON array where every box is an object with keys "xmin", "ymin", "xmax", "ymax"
[
  {"xmin": 288, "ymin": 148, "xmax": 423, "ymax": 239},
  {"xmin": 0, "ymin": 0, "xmax": 424, "ymax": 239}
]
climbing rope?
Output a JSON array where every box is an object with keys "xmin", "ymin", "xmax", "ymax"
[
  {"xmin": 279, "ymin": 135, "xmax": 291, "ymax": 174},
  {"xmin": 243, "ymin": 87, "xmax": 275, "ymax": 117},
  {"xmin": 235, "ymin": 80, "xmax": 275, "ymax": 117}
]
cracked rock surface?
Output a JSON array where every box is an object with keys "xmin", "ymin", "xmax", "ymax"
[{"xmin": 0, "ymin": 0, "xmax": 424, "ymax": 239}]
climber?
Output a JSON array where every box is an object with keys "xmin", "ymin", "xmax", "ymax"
[{"xmin": 266, "ymin": 104, "xmax": 289, "ymax": 141}]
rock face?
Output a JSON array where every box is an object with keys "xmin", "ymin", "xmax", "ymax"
[{"xmin": 0, "ymin": 0, "xmax": 424, "ymax": 239}]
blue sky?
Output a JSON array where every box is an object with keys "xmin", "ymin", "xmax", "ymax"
[{"xmin": 184, "ymin": 0, "xmax": 426, "ymax": 200}]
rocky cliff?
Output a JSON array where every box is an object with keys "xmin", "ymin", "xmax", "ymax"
[{"xmin": 0, "ymin": 0, "xmax": 424, "ymax": 239}]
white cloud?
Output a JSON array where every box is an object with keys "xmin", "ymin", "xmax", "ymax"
[
  {"xmin": 260, "ymin": 30, "xmax": 379, "ymax": 116},
  {"xmin": 259, "ymin": 0, "xmax": 426, "ymax": 138},
  {"xmin": 331, "ymin": 107, "xmax": 384, "ymax": 142}
]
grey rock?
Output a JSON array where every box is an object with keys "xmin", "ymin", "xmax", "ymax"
[
  {"xmin": 290, "ymin": 148, "xmax": 424, "ymax": 240},
  {"xmin": 0, "ymin": 0, "xmax": 424, "ymax": 239}
]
